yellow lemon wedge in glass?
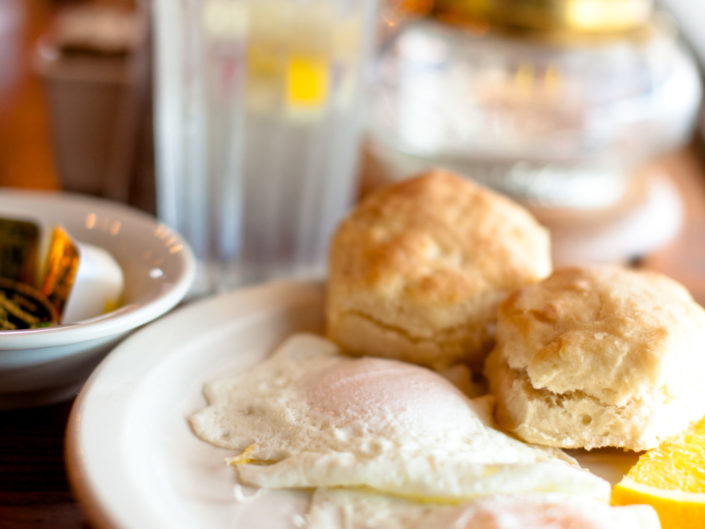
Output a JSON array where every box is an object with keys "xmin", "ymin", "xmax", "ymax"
[{"xmin": 612, "ymin": 415, "xmax": 705, "ymax": 529}]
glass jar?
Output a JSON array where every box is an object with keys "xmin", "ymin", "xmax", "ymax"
[{"xmin": 367, "ymin": 0, "xmax": 701, "ymax": 209}]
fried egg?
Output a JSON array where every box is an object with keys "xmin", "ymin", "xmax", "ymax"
[
  {"xmin": 305, "ymin": 489, "xmax": 660, "ymax": 529},
  {"xmin": 189, "ymin": 334, "xmax": 609, "ymax": 502}
]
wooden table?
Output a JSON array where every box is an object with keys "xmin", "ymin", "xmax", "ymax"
[
  {"xmin": 2, "ymin": 2, "xmax": 705, "ymax": 529},
  {"xmin": 0, "ymin": 401, "xmax": 86, "ymax": 529}
]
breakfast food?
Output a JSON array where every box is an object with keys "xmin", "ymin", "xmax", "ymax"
[
  {"xmin": 612, "ymin": 414, "xmax": 705, "ymax": 529},
  {"xmin": 188, "ymin": 166, "xmax": 705, "ymax": 526},
  {"xmin": 306, "ymin": 489, "xmax": 661, "ymax": 529},
  {"xmin": 327, "ymin": 169, "xmax": 551, "ymax": 370},
  {"xmin": 189, "ymin": 334, "xmax": 609, "ymax": 501},
  {"xmin": 485, "ymin": 265, "xmax": 705, "ymax": 450}
]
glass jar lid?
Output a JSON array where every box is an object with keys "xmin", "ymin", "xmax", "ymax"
[{"xmin": 435, "ymin": 0, "xmax": 653, "ymax": 35}]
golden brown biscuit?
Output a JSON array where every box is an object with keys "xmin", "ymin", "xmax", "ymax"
[
  {"xmin": 326, "ymin": 169, "xmax": 552, "ymax": 370},
  {"xmin": 485, "ymin": 265, "xmax": 705, "ymax": 451}
]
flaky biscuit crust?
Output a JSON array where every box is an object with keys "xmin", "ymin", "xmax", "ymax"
[
  {"xmin": 326, "ymin": 169, "xmax": 551, "ymax": 369},
  {"xmin": 486, "ymin": 265, "xmax": 705, "ymax": 450}
]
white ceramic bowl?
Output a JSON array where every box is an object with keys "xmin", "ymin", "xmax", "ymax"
[{"xmin": 0, "ymin": 190, "xmax": 195, "ymax": 409}]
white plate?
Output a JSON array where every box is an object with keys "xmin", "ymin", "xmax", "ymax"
[{"xmin": 66, "ymin": 280, "xmax": 639, "ymax": 529}]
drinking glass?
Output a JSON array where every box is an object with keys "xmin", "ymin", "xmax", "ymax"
[{"xmin": 152, "ymin": 0, "xmax": 379, "ymax": 294}]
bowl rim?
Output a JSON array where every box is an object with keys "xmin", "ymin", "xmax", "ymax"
[{"xmin": 0, "ymin": 189, "xmax": 196, "ymax": 349}]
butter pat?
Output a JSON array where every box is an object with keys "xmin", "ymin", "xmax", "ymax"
[{"xmin": 62, "ymin": 242, "xmax": 124, "ymax": 324}]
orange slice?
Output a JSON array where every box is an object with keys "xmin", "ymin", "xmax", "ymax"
[{"xmin": 612, "ymin": 415, "xmax": 705, "ymax": 529}]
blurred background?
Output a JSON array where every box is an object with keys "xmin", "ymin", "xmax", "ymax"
[{"xmin": 1, "ymin": 0, "xmax": 704, "ymax": 300}]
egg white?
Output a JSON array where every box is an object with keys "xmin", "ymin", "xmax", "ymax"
[
  {"xmin": 305, "ymin": 489, "xmax": 661, "ymax": 529},
  {"xmin": 189, "ymin": 334, "xmax": 609, "ymax": 502}
]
